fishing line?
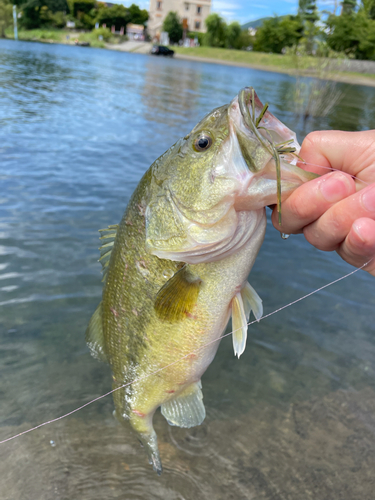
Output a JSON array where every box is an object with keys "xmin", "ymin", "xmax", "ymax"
[
  {"xmin": 301, "ymin": 161, "xmax": 371, "ymax": 186},
  {"xmin": 0, "ymin": 259, "xmax": 371, "ymax": 446}
]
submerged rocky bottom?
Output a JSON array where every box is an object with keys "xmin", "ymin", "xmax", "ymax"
[{"xmin": 2, "ymin": 386, "xmax": 375, "ymax": 500}]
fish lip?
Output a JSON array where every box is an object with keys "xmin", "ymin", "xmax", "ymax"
[{"xmin": 237, "ymin": 87, "xmax": 253, "ymax": 131}]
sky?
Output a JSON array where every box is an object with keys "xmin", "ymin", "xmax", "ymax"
[
  {"xmin": 116, "ymin": 0, "xmax": 338, "ymax": 25},
  {"xmin": 211, "ymin": 0, "xmax": 298, "ymax": 25}
]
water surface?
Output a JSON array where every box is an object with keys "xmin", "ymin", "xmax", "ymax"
[{"xmin": 0, "ymin": 39, "xmax": 375, "ymax": 499}]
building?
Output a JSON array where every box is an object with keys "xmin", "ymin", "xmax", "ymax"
[
  {"xmin": 127, "ymin": 23, "xmax": 145, "ymax": 40},
  {"xmin": 148, "ymin": 0, "xmax": 211, "ymax": 40}
]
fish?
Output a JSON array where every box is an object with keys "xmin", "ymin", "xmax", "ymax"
[{"xmin": 85, "ymin": 87, "xmax": 316, "ymax": 475}]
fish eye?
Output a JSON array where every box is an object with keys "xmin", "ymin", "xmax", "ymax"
[{"xmin": 193, "ymin": 134, "xmax": 213, "ymax": 152}]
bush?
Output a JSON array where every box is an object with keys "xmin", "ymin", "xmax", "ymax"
[
  {"xmin": 92, "ymin": 26, "xmax": 111, "ymax": 41},
  {"xmin": 49, "ymin": 10, "xmax": 66, "ymax": 28},
  {"xmin": 187, "ymin": 31, "xmax": 204, "ymax": 45}
]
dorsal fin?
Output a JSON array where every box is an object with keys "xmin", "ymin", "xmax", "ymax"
[
  {"xmin": 154, "ymin": 266, "xmax": 201, "ymax": 322},
  {"xmin": 98, "ymin": 224, "xmax": 118, "ymax": 282}
]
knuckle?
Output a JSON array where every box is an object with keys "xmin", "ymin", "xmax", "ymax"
[
  {"xmin": 287, "ymin": 191, "xmax": 312, "ymax": 221},
  {"xmin": 304, "ymin": 228, "xmax": 339, "ymax": 251},
  {"xmin": 301, "ymin": 131, "xmax": 324, "ymax": 153},
  {"xmin": 303, "ymin": 216, "xmax": 341, "ymax": 252}
]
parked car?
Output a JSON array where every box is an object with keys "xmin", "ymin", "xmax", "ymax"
[
  {"xmin": 74, "ymin": 40, "xmax": 90, "ymax": 47},
  {"xmin": 150, "ymin": 45, "xmax": 174, "ymax": 57}
]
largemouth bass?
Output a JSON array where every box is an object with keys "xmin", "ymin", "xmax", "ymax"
[{"xmin": 86, "ymin": 88, "xmax": 315, "ymax": 474}]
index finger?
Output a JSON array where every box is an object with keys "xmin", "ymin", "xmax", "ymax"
[{"xmin": 298, "ymin": 130, "xmax": 375, "ymax": 186}]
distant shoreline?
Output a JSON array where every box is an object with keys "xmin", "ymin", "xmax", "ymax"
[
  {"xmin": 172, "ymin": 52, "xmax": 375, "ymax": 89},
  {"xmin": 4, "ymin": 34, "xmax": 375, "ymax": 88}
]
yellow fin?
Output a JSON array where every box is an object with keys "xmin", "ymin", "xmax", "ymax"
[
  {"xmin": 154, "ymin": 266, "xmax": 201, "ymax": 322},
  {"xmin": 85, "ymin": 302, "xmax": 108, "ymax": 362}
]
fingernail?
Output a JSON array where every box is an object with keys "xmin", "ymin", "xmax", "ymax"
[
  {"xmin": 362, "ymin": 185, "xmax": 375, "ymax": 212},
  {"xmin": 319, "ymin": 172, "xmax": 352, "ymax": 203},
  {"xmin": 352, "ymin": 220, "xmax": 366, "ymax": 244}
]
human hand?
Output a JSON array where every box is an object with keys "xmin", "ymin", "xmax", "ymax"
[{"xmin": 271, "ymin": 130, "xmax": 375, "ymax": 276}]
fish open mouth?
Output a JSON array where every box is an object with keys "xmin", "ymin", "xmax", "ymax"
[
  {"xmin": 236, "ymin": 87, "xmax": 317, "ymax": 224},
  {"xmin": 238, "ymin": 87, "xmax": 295, "ymax": 224}
]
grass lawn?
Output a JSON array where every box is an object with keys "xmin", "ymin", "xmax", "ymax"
[
  {"xmin": 172, "ymin": 46, "xmax": 305, "ymax": 71},
  {"xmin": 172, "ymin": 46, "xmax": 375, "ymax": 82},
  {"xmin": 4, "ymin": 28, "xmax": 126, "ymax": 49}
]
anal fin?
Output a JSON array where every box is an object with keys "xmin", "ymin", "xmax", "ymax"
[
  {"xmin": 85, "ymin": 302, "xmax": 108, "ymax": 362},
  {"xmin": 161, "ymin": 381, "xmax": 205, "ymax": 428}
]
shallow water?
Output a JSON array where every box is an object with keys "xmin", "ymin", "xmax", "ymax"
[{"xmin": 0, "ymin": 39, "xmax": 374, "ymax": 499}]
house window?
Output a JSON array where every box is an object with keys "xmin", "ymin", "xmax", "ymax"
[
  {"xmin": 197, "ymin": 5, "xmax": 201, "ymax": 14},
  {"xmin": 156, "ymin": 1, "xmax": 162, "ymax": 10},
  {"xmin": 185, "ymin": 2, "xmax": 189, "ymax": 10},
  {"xmin": 195, "ymin": 20, "xmax": 200, "ymax": 29}
]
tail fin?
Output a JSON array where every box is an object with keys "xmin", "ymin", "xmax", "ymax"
[
  {"xmin": 114, "ymin": 406, "xmax": 163, "ymax": 475},
  {"xmin": 138, "ymin": 430, "xmax": 163, "ymax": 475}
]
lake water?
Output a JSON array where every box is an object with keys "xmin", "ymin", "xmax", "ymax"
[{"xmin": 0, "ymin": 39, "xmax": 374, "ymax": 499}]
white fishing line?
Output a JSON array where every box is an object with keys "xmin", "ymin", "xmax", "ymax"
[
  {"xmin": 0, "ymin": 259, "xmax": 371, "ymax": 446},
  {"xmin": 301, "ymin": 162, "xmax": 371, "ymax": 186}
]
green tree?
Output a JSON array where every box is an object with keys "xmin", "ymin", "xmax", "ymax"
[
  {"xmin": 298, "ymin": 0, "xmax": 319, "ymax": 53},
  {"xmin": 95, "ymin": 4, "xmax": 129, "ymax": 30},
  {"xmin": 325, "ymin": 12, "xmax": 360, "ymax": 54},
  {"xmin": 0, "ymin": 0, "xmax": 13, "ymax": 37},
  {"xmin": 68, "ymin": 0, "xmax": 94, "ymax": 17},
  {"xmin": 325, "ymin": 7, "xmax": 375, "ymax": 59},
  {"xmin": 341, "ymin": 0, "xmax": 357, "ymax": 14},
  {"xmin": 162, "ymin": 11, "xmax": 182, "ymax": 43},
  {"xmin": 205, "ymin": 12, "xmax": 227, "ymax": 47},
  {"xmin": 226, "ymin": 21, "xmax": 241, "ymax": 48},
  {"xmin": 236, "ymin": 29, "xmax": 254, "ymax": 50},
  {"xmin": 253, "ymin": 15, "xmax": 303, "ymax": 53},
  {"xmin": 19, "ymin": 0, "xmax": 68, "ymax": 29},
  {"xmin": 66, "ymin": 0, "xmax": 94, "ymax": 28},
  {"xmin": 299, "ymin": 0, "xmax": 319, "ymax": 22},
  {"xmin": 128, "ymin": 3, "xmax": 148, "ymax": 25},
  {"xmin": 364, "ymin": 0, "xmax": 375, "ymax": 19}
]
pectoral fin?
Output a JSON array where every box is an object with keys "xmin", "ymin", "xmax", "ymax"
[
  {"xmin": 231, "ymin": 292, "xmax": 248, "ymax": 359},
  {"xmin": 231, "ymin": 283, "xmax": 263, "ymax": 358},
  {"xmin": 241, "ymin": 281, "xmax": 263, "ymax": 322},
  {"xmin": 161, "ymin": 381, "xmax": 206, "ymax": 428},
  {"xmin": 85, "ymin": 302, "xmax": 108, "ymax": 362},
  {"xmin": 154, "ymin": 266, "xmax": 201, "ymax": 322}
]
